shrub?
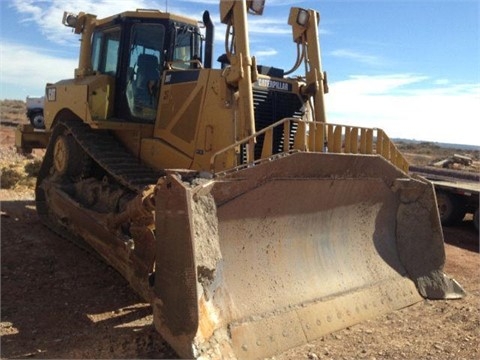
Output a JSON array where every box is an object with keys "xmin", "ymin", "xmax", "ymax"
[{"xmin": 1, "ymin": 165, "xmax": 24, "ymax": 189}]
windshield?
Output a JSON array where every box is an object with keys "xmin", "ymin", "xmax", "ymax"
[{"xmin": 172, "ymin": 24, "xmax": 202, "ymax": 69}]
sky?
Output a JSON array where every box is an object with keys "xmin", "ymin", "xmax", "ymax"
[{"xmin": 0, "ymin": 0, "xmax": 479, "ymax": 146}]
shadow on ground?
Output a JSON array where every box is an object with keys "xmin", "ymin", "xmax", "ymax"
[
  {"xmin": 443, "ymin": 218, "xmax": 479, "ymax": 253},
  {"xmin": 1, "ymin": 200, "xmax": 178, "ymax": 359}
]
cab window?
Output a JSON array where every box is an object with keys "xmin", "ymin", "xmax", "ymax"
[
  {"xmin": 171, "ymin": 25, "xmax": 202, "ymax": 69},
  {"xmin": 91, "ymin": 28, "xmax": 121, "ymax": 76}
]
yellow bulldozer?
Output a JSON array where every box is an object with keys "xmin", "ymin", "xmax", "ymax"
[{"xmin": 16, "ymin": 1, "xmax": 465, "ymax": 358}]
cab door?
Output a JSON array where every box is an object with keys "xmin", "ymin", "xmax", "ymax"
[
  {"xmin": 122, "ymin": 23, "xmax": 166, "ymax": 122},
  {"xmin": 91, "ymin": 22, "xmax": 166, "ymax": 123}
]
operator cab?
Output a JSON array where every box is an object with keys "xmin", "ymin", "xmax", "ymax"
[{"xmin": 90, "ymin": 11, "xmax": 202, "ymax": 123}]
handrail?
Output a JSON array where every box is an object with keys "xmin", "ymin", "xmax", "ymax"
[{"xmin": 210, "ymin": 117, "xmax": 409, "ymax": 174}]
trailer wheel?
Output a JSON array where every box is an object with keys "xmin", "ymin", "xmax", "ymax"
[
  {"xmin": 30, "ymin": 111, "xmax": 45, "ymax": 129},
  {"xmin": 436, "ymin": 191, "xmax": 466, "ymax": 226},
  {"xmin": 474, "ymin": 208, "xmax": 479, "ymax": 232}
]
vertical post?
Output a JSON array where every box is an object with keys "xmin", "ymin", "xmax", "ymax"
[
  {"xmin": 350, "ymin": 127, "xmax": 359, "ymax": 154},
  {"xmin": 305, "ymin": 10, "xmax": 328, "ymax": 124},
  {"xmin": 376, "ymin": 130, "xmax": 384, "ymax": 156},
  {"xmin": 315, "ymin": 122, "xmax": 325, "ymax": 152},
  {"xmin": 327, "ymin": 124, "xmax": 334, "ymax": 152},
  {"xmin": 333, "ymin": 125, "xmax": 342, "ymax": 153},
  {"xmin": 283, "ymin": 119, "xmax": 291, "ymax": 152},
  {"xmin": 366, "ymin": 129, "xmax": 374, "ymax": 154},
  {"xmin": 344, "ymin": 127, "xmax": 351, "ymax": 153}
]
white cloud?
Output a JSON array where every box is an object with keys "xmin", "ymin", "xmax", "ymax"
[
  {"xmin": 11, "ymin": 0, "xmax": 158, "ymax": 45},
  {"xmin": 0, "ymin": 41, "xmax": 76, "ymax": 95},
  {"xmin": 433, "ymin": 78, "xmax": 450, "ymax": 85},
  {"xmin": 248, "ymin": 17, "xmax": 291, "ymax": 35},
  {"xmin": 9, "ymin": 0, "xmax": 306, "ymax": 64},
  {"xmin": 175, "ymin": 0, "xmax": 218, "ymax": 4},
  {"xmin": 255, "ymin": 48, "xmax": 278, "ymax": 60},
  {"xmin": 330, "ymin": 49, "xmax": 385, "ymax": 67},
  {"xmin": 265, "ymin": 0, "xmax": 307, "ymax": 6},
  {"xmin": 325, "ymin": 74, "xmax": 480, "ymax": 145},
  {"xmin": 174, "ymin": 0, "xmax": 303, "ymax": 7},
  {"xmin": 330, "ymin": 74, "xmax": 429, "ymax": 95}
]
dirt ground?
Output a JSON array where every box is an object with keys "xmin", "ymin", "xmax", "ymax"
[{"xmin": 1, "ymin": 121, "xmax": 479, "ymax": 359}]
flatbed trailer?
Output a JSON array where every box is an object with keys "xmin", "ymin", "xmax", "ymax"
[{"xmin": 410, "ymin": 165, "xmax": 479, "ymax": 231}]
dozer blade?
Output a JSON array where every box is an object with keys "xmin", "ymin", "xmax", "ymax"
[{"xmin": 153, "ymin": 152, "xmax": 465, "ymax": 359}]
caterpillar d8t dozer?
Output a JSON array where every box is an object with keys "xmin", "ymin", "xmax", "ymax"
[{"xmin": 16, "ymin": 0, "xmax": 465, "ymax": 358}]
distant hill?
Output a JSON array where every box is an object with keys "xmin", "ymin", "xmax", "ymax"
[{"xmin": 393, "ymin": 138, "xmax": 480, "ymax": 152}]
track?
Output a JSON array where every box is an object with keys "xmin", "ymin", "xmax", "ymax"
[
  {"xmin": 35, "ymin": 121, "xmax": 163, "ymax": 282},
  {"xmin": 35, "ymin": 118, "xmax": 163, "ymax": 221},
  {"xmin": 61, "ymin": 119, "xmax": 164, "ymax": 192}
]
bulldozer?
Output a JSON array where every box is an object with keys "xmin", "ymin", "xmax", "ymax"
[{"xmin": 16, "ymin": 1, "xmax": 465, "ymax": 358}]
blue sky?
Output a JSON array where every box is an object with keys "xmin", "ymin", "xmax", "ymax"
[{"xmin": 0, "ymin": 0, "xmax": 479, "ymax": 145}]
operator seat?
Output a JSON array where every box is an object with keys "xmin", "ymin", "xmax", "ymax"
[{"xmin": 135, "ymin": 54, "xmax": 160, "ymax": 108}]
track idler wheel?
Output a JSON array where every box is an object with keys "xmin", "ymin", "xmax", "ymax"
[{"xmin": 53, "ymin": 133, "xmax": 86, "ymax": 178}]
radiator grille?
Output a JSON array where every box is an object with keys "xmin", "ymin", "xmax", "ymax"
[{"xmin": 249, "ymin": 87, "xmax": 304, "ymax": 160}]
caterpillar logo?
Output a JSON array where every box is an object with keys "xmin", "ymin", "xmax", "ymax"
[{"xmin": 256, "ymin": 78, "xmax": 292, "ymax": 92}]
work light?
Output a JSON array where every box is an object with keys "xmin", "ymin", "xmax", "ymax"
[
  {"xmin": 248, "ymin": 0, "xmax": 265, "ymax": 15},
  {"xmin": 296, "ymin": 8, "xmax": 309, "ymax": 26}
]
